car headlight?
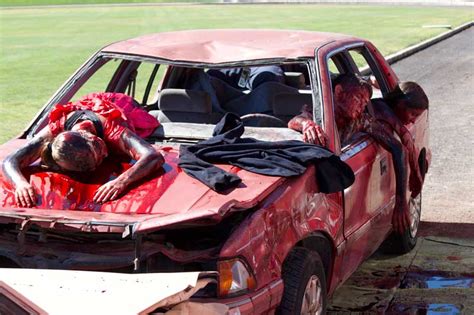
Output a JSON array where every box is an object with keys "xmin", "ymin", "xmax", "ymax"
[{"xmin": 218, "ymin": 258, "xmax": 256, "ymax": 296}]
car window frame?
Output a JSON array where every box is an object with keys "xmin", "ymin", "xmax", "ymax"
[
  {"xmin": 28, "ymin": 53, "xmax": 110, "ymax": 138},
  {"xmin": 339, "ymin": 45, "xmax": 393, "ymax": 156},
  {"xmin": 318, "ymin": 42, "xmax": 394, "ymax": 158},
  {"xmin": 26, "ymin": 53, "xmax": 322, "ymax": 141},
  {"xmin": 317, "ymin": 42, "xmax": 364, "ymax": 155},
  {"xmin": 343, "ymin": 46, "xmax": 390, "ymax": 97}
]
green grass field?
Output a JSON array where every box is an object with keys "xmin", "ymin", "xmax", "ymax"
[
  {"xmin": 0, "ymin": 4, "xmax": 472, "ymax": 143},
  {"xmin": 0, "ymin": 0, "xmax": 211, "ymax": 6}
]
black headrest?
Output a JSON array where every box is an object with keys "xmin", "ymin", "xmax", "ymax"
[
  {"xmin": 284, "ymin": 72, "xmax": 306, "ymax": 89},
  {"xmin": 159, "ymin": 89, "xmax": 212, "ymax": 113}
]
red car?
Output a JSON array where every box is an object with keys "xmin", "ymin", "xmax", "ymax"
[{"xmin": 0, "ymin": 30, "xmax": 430, "ymax": 314}]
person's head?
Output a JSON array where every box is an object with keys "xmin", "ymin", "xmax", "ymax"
[
  {"xmin": 333, "ymin": 73, "xmax": 373, "ymax": 121},
  {"xmin": 41, "ymin": 131, "xmax": 108, "ymax": 172},
  {"xmin": 392, "ymin": 81, "xmax": 429, "ymax": 124}
]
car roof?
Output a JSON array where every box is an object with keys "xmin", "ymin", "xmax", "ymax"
[{"xmin": 101, "ymin": 29, "xmax": 358, "ymax": 64}]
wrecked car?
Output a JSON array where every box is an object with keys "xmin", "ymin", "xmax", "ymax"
[{"xmin": 0, "ymin": 30, "xmax": 430, "ymax": 314}]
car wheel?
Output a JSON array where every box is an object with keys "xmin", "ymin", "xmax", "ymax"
[
  {"xmin": 277, "ymin": 248, "xmax": 327, "ymax": 315},
  {"xmin": 385, "ymin": 193, "xmax": 422, "ymax": 254}
]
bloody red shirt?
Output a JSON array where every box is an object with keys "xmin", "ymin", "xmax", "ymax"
[{"xmin": 49, "ymin": 93, "xmax": 159, "ymax": 151}]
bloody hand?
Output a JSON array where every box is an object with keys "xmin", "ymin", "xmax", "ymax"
[
  {"xmin": 302, "ymin": 120, "xmax": 328, "ymax": 147},
  {"xmin": 94, "ymin": 178, "xmax": 127, "ymax": 203},
  {"xmin": 392, "ymin": 202, "xmax": 410, "ymax": 234},
  {"xmin": 405, "ymin": 137, "xmax": 423, "ymax": 197},
  {"xmin": 15, "ymin": 182, "xmax": 37, "ymax": 208}
]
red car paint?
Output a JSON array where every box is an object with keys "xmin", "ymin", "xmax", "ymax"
[
  {"xmin": 0, "ymin": 30, "xmax": 430, "ymax": 313},
  {"xmin": 102, "ymin": 29, "xmax": 356, "ymax": 64}
]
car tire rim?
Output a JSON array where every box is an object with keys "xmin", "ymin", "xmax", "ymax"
[
  {"xmin": 409, "ymin": 194, "xmax": 422, "ymax": 238},
  {"xmin": 301, "ymin": 275, "xmax": 323, "ymax": 315}
]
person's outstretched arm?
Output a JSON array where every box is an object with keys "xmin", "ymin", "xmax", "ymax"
[
  {"xmin": 374, "ymin": 101, "xmax": 423, "ymax": 197},
  {"xmin": 2, "ymin": 128, "xmax": 52, "ymax": 207},
  {"xmin": 93, "ymin": 129, "xmax": 164, "ymax": 203},
  {"xmin": 393, "ymin": 122, "xmax": 423, "ymax": 197},
  {"xmin": 366, "ymin": 122, "xmax": 410, "ymax": 234},
  {"xmin": 288, "ymin": 104, "xmax": 328, "ymax": 146}
]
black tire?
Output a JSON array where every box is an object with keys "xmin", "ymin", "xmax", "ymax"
[
  {"xmin": 384, "ymin": 193, "xmax": 422, "ymax": 254},
  {"xmin": 277, "ymin": 248, "xmax": 327, "ymax": 315}
]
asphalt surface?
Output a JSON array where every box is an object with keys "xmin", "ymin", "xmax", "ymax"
[
  {"xmin": 390, "ymin": 27, "xmax": 474, "ymax": 223},
  {"xmin": 328, "ymin": 235, "xmax": 474, "ymax": 314}
]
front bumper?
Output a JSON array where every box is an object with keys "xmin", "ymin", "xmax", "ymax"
[{"xmin": 196, "ymin": 279, "xmax": 284, "ymax": 315}]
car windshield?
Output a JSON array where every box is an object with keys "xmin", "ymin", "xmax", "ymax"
[{"xmin": 31, "ymin": 55, "xmax": 321, "ymax": 143}]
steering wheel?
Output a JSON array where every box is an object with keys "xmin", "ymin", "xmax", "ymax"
[{"xmin": 240, "ymin": 113, "xmax": 287, "ymax": 128}]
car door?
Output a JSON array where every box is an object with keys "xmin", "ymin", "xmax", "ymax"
[
  {"xmin": 344, "ymin": 45, "xmax": 397, "ymax": 225},
  {"xmin": 317, "ymin": 43, "xmax": 395, "ymax": 281}
]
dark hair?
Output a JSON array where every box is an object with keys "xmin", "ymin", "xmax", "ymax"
[
  {"xmin": 40, "ymin": 142, "xmax": 61, "ymax": 171},
  {"xmin": 333, "ymin": 73, "xmax": 373, "ymax": 98},
  {"xmin": 399, "ymin": 81, "xmax": 429, "ymax": 110},
  {"xmin": 41, "ymin": 131, "xmax": 96, "ymax": 172}
]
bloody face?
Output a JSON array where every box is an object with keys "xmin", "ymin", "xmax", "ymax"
[
  {"xmin": 394, "ymin": 102, "xmax": 425, "ymax": 124},
  {"xmin": 71, "ymin": 121, "xmax": 108, "ymax": 167},
  {"xmin": 336, "ymin": 86, "xmax": 371, "ymax": 121}
]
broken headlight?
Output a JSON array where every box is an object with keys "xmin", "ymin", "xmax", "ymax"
[{"xmin": 218, "ymin": 258, "xmax": 256, "ymax": 297}]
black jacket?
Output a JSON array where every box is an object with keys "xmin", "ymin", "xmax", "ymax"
[{"xmin": 178, "ymin": 113, "xmax": 354, "ymax": 193}]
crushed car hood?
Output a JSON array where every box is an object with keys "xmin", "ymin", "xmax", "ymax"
[{"xmin": 0, "ymin": 140, "xmax": 284, "ymax": 233}]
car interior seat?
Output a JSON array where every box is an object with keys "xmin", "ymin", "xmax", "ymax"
[
  {"xmin": 149, "ymin": 89, "xmax": 223, "ymax": 124},
  {"xmin": 224, "ymin": 82, "xmax": 299, "ymax": 117},
  {"xmin": 283, "ymin": 72, "xmax": 306, "ymax": 89},
  {"xmin": 272, "ymin": 92, "xmax": 314, "ymax": 123}
]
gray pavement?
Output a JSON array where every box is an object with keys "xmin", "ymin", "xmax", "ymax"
[
  {"xmin": 391, "ymin": 27, "xmax": 474, "ymax": 224},
  {"xmin": 328, "ymin": 233, "xmax": 474, "ymax": 314}
]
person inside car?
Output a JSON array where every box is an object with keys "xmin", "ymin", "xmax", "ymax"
[
  {"xmin": 208, "ymin": 65, "xmax": 285, "ymax": 91},
  {"xmin": 2, "ymin": 92, "xmax": 164, "ymax": 208},
  {"xmin": 289, "ymin": 73, "xmax": 411, "ymax": 234},
  {"xmin": 287, "ymin": 73, "xmax": 376, "ymax": 147},
  {"xmin": 207, "ymin": 66, "xmax": 293, "ymax": 116},
  {"xmin": 363, "ymin": 77, "xmax": 428, "ymax": 125},
  {"xmin": 389, "ymin": 81, "xmax": 429, "ymax": 125},
  {"xmin": 371, "ymin": 81, "xmax": 429, "ymax": 197}
]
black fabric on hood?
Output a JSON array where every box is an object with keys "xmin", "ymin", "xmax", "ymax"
[{"xmin": 178, "ymin": 113, "xmax": 355, "ymax": 193}]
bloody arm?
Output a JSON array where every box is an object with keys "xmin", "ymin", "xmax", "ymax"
[
  {"xmin": 2, "ymin": 128, "xmax": 53, "ymax": 207},
  {"xmin": 376, "ymin": 103, "xmax": 423, "ymax": 197},
  {"xmin": 287, "ymin": 104, "xmax": 328, "ymax": 146},
  {"xmin": 365, "ymin": 122, "xmax": 410, "ymax": 234},
  {"xmin": 396, "ymin": 124, "xmax": 423, "ymax": 197},
  {"xmin": 93, "ymin": 129, "xmax": 164, "ymax": 203}
]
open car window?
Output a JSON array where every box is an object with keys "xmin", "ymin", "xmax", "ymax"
[
  {"xmin": 71, "ymin": 58, "xmax": 122, "ymax": 101},
  {"xmin": 31, "ymin": 56, "xmax": 320, "ymax": 143},
  {"xmin": 327, "ymin": 50, "xmax": 372, "ymax": 152},
  {"xmin": 346, "ymin": 47, "xmax": 388, "ymax": 99},
  {"xmin": 329, "ymin": 45, "xmax": 391, "ymax": 153}
]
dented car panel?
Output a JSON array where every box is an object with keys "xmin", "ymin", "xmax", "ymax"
[
  {"xmin": 0, "ymin": 30, "xmax": 430, "ymax": 313},
  {"xmin": 219, "ymin": 166, "xmax": 342, "ymax": 292}
]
